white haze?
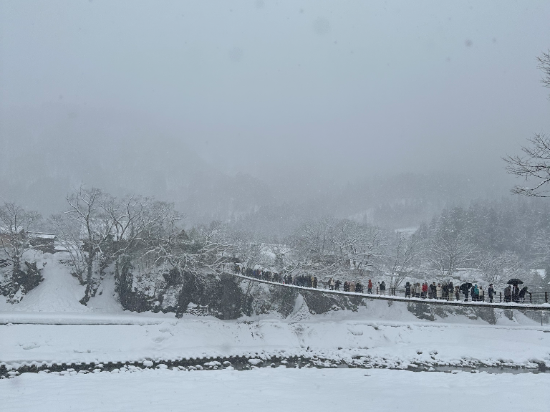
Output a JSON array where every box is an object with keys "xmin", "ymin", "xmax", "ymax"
[{"xmin": 1, "ymin": 0, "xmax": 550, "ymax": 224}]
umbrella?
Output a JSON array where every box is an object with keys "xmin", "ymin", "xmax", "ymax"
[
  {"xmin": 460, "ymin": 282, "xmax": 472, "ymax": 290},
  {"xmin": 507, "ymin": 279, "xmax": 524, "ymax": 285}
]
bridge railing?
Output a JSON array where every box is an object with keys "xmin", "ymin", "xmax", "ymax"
[{"xmin": 371, "ymin": 288, "xmax": 549, "ymax": 304}]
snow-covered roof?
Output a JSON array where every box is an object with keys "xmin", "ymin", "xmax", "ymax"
[
  {"xmin": 0, "ymin": 225, "xmax": 24, "ymax": 233},
  {"xmin": 530, "ymin": 269, "xmax": 546, "ymax": 279},
  {"xmin": 395, "ymin": 227, "xmax": 418, "ymax": 237},
  {"xmin": 28, "ymin": 232, "xmax": 56, "ymax": 239}
]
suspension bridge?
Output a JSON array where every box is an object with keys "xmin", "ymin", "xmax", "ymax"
[{"xmin": 231, "ymin": 273, "xmax": 550, "ymax": 312}]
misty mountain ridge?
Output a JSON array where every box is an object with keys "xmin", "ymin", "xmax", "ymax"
[{"xmin": 1, "ymin": 104, "xmax": 511, "ymax": 230}]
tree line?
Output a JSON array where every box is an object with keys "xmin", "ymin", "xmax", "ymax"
[
  {"xmin": 0, "ymin": 187, "xmax": 232, "ymax": 304},
  {"xmin": 4, "ymin": 187, "xmax": 550, "ymax": 308}
]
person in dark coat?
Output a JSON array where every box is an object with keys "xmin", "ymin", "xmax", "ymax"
[
  {"xmin": 344, "ymin": 281, "xmax": 349, "ymax": 292},
  {"xmin": 460, "ymin": 283, "xmax": 470, "ymax": 301},
  {"xmin": 405, "ymin": 282, "xmax": 411, "ymax": 298},
  {"xmin": 380, "ymin": 281, "xmax": 386, "ymax": 295},
  {"xmin": 512, "ymin": 285, "xmax": 520, "ymax": 303},
  {"xmin": 429, "ymin": 282, "xmax": 437, "ymax": 299},
  {"xmin": 488, "ymin": 284, "xmax": 495, "ymax": 303},
  {"xmin": 335, "ymin": 279, "xmax": 341, "ymax": 291},
  {"xmin": 518, "ymin": 286, "xmax": 529, "ymax": 303}
]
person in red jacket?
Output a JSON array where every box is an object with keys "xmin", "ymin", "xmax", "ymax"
[
  {"xmin": 368, "ymin": 279, "xmax": 373, "ymax": 294},
  {"xmin": 422, "ymin": 282, "xmax": 428, "ymax": 298}
]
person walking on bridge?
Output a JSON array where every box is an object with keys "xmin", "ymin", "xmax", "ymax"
[
  {"xmin": 472, "ymin": 284, "xmax": 479, "ymax": 301},
  {"xmin": 436, "ymin": 283, "xmax": 442, "ymax": 299},
  {"xmin": 367, "ymin": 279, "xmax": 373, "ymax": 294},
  {"xmin": 504, "ymin": 285, "xmax": 511, "ymax": 302},
  {"xmin": 512, "ymin": 285, "xmax": 520, "ymax": 303},
  {"xmin": 518, "ymin": 286, "xmax": 530, "ymax": 303},
  {"xmin": 429, "ymin": 282, "xmax": 437, "ymax": 299},
  {"xmin": 448, "ymin": 281, "xmax": 454, "ymax": 300},
  {"xmin": 460, "ymin": 283, "xmax": 470, "ymax": 301},
  {"xmin": 488, "ymin": 284, "xmax": 495, "ymax": 303}
]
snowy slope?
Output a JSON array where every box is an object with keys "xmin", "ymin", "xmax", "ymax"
[{"xmin": 0, "ymin": 251, "xmax": 123, "ymax": 313}]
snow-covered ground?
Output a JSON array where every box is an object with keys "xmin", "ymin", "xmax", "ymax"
[
  {"xmin": 0, "ymin": 251, "xmax": 123, "ymax": 314},
  {"xmin": 1, "ymin": 367, "xmax": 548, "ymax": 412},
  {"xmin": 2, "ymin": 314, "xmax": 549, "ymax": 369},
  {"xmin": 1, "ymin": 252, "xmax": 549, "ymax": 369},
  {"xmin": 1, "ymin": 252, "xmax": 548, "ymax": 411}
]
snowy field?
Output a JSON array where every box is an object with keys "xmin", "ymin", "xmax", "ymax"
[
  {"xmin": 2, "ymin": 253, "xmax": 549, "ymax": 411},
  {"xmin": 2, "ymin": 316, "xmax": 549, "ymax": 369},
  {"xmin": 1, "ymin": 367, "xmax": 548, "ymax": 412}
]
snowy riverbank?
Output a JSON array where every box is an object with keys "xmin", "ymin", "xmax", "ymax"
[
  {"xmin": 2, "ymin": 367, "xmax": 549, "ymax": 412},
  {"xmin": 2, "ymin": 313, "xmax": 549, "ymax": 370}
]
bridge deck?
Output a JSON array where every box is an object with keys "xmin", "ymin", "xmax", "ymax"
[{"xmin": 232, "ymin": 273, "xmax": 550, "ymax": 311}]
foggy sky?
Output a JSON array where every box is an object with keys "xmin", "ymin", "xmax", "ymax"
[{"xmin": 1, "ymin": 0, "xmax": 550, "ymax": 210}]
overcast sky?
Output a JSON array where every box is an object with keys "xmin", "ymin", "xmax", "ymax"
[{"xmin": 1, "ymin": 0, "xmax": 550, "ymax": 194}]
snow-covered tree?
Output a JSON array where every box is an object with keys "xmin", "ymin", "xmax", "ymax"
[
  {"xmin": 381, "ymin": 231, "xmax": 421, "ymax": 289},
  {"xmin": 419, "ymin": 207, "xmax": 478, "ymax": 279},
  {"xmin": 0, "ymin": 202, "xmax": 42, "ymax": 278},
  {"xmin": 477, "ymin": 251, "xmax": 523, "ymax": 286},
  {"xmin": 54, "ymin": 187, "xmax": 194, "ymax": 305},
  {"xmin": 289, "ymin": 217, "xmax": 382, "ymax": 281},
  {"xmin": 58, "ymin": 187, "xmax": 114, "ymax": 304},
  {"xmin": 0, "ymin": 202, "xmax": 44, "ymax": 301}
]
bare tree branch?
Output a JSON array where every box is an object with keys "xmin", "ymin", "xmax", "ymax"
[
  {"xmin": 504, "ymin": 133, "xmax": 550, "ymax": 197},
  {"xmin": 538, "ymin": 50, "xmax": 550, "ymax": 89}
]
